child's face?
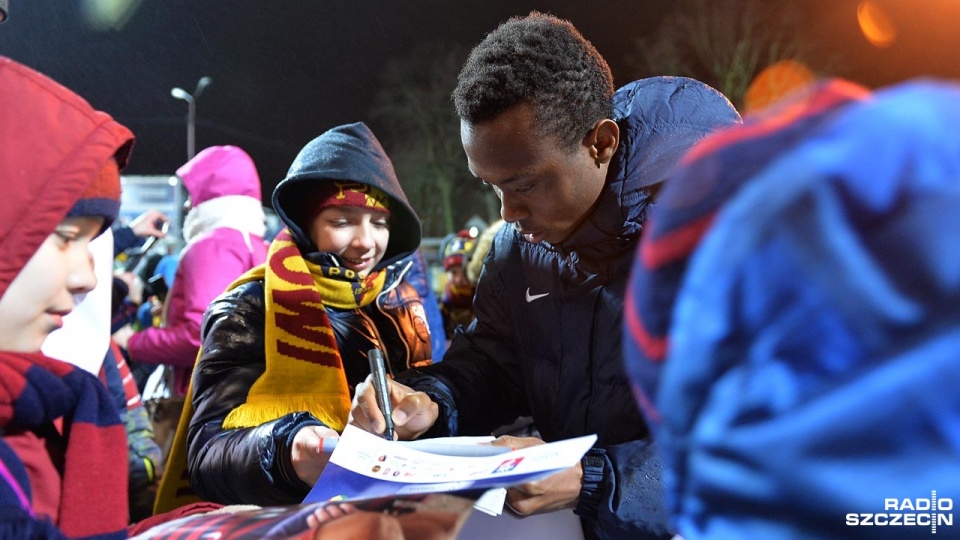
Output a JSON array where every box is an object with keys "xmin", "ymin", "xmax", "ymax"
[
  {"xmin": 0, "ymin": 216, "xmax": 103, "ymax": 352},
  {"xmin": 446, "ymin": 265, "xmax": 470, "ymax": 289},
  {"xmin": 309, "ymin": 206, "xmax": 390, "ymax": 277}
]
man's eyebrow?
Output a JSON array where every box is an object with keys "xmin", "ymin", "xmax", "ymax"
[{"xmin": 475, "ymin": 171, "xmax": 533, "ymax": 186}]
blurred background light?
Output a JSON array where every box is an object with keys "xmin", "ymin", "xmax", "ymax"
[
  {"xmin": 743, "ymin": 59, "xmax": 816, "ymax": 115},
  {"xmin": 857, "ymin": 0, "xmax": 897, "ymax": 48},
  {"xmin": 80, "ymin": 0, "xmax": 142, "ymax": 31}
]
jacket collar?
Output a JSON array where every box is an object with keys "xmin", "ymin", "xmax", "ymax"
[{"xmin": 555, "ymin": 77, "xmax": 742, "ymax": 263}]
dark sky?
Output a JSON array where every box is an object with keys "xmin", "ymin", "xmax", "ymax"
[
  {"xmin": 1, "ymin": 0, "xmax": 958, "ymax": 204},
  {"xmin": 0, "ymin": 0, "xmax": 669, "ymax": 198}
]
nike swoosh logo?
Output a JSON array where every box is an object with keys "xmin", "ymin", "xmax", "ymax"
[{"xmin": 525, "ymin": 288, "xmax": 550, "ymax": 302}]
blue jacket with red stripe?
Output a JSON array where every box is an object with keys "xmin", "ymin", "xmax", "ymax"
[{"xmin": 624, "ymin": 79, "xmax": 960, "ymax": 538}]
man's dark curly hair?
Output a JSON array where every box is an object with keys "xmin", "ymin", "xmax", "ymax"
[{"xmin": 453, "ymin": 11, "xmax": 615, "ymax": 151}]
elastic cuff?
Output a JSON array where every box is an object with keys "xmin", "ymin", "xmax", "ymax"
[
  {"xmin": 275, "ymin": 412, "xmax": 326, "ymax": 490},
  {"xmin": 575, "ymin": 447, "xmax": 607, "ymax": 520}
]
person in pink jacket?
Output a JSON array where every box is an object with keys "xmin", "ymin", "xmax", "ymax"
[{"xmin": 116, "ymin": 145, "xmax": 269, "ymax": 396}]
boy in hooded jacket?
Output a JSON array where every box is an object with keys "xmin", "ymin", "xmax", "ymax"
[
  {"xmin": 154, "ymin": 122, "xmax": 433, "ymax": 512},
  {"xmin": 0, "ymin": 55, "xmax": 134, "ymax": 539}
]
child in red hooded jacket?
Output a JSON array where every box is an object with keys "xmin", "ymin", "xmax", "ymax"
[{"xmin": 0, "ymin": 55, "xmax": 134, "ymax": 539}]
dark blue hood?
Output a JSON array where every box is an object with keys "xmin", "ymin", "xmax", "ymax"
[
  {"xmin": 562, "ymin": 76, "xmax": 741, "ymax": 259},
  {"xmin": 272, "ymin": 122, "xmax": 422, "ymax": 268}
]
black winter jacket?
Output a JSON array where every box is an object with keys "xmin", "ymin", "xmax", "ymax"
[
  {"xmin": 187, "ymin": 261, "xmax": 432, "ymax": 505},
  {"xmin": 398, "ymin": 77, "xmax": 741, "ymax": 539}
]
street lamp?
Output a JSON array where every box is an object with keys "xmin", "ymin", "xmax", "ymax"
[
  {"xmin": 170, "ymin": 76, "xmax": 212, "ymax": 161},
  {"xmin": 170, "ymin": 77, "xmax": 211, "ymax": 231}
]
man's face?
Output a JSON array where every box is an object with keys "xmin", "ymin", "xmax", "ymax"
[{"xmin": 461, "ymin": 103, "xmax": 607, "ymax": 246}]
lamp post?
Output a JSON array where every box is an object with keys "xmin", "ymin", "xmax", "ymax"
[
  {"xmin": 170, "ymin": 76, "xmax": 212, "ymax": 161},
  {"xmin": 170, "ymin": 76, "xmax": 211, "ymax": 232}
]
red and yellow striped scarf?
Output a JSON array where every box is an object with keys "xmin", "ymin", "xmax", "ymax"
[
  {"xmin": 154, "ymin": 229, "xmax": 385, "ymax": 514},
  {"xmin": 223, "ymin": 228, "xmax": 386, "ymax": 431}
]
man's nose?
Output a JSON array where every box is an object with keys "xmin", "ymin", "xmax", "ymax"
[{"xmin": 499, "ymin": 192, "xmax": 528, "ymax": 224}]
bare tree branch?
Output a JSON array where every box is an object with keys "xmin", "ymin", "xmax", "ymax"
[
  {"xmin": 370, "ymin": 42, "xmax": 494, "ymax": 237},
  {"xmin": 625, "ymin": 0, "xmax": 830, "ymax": 109}
]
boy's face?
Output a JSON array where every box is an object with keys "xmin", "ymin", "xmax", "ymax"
[
  {"xmin": 0, "ymin": 216, "xmax": 102, "ymax": 352},
  {"xmin": 309, "ymin": 206, "xmax": 390, "ymax": 277},
  {"xmin": 446, "ymin": 265, "xmax": 470, "ymax": 290},
  {"xmin": 461, "ymin": 103, "xmax": 607, "ymax": 246}
]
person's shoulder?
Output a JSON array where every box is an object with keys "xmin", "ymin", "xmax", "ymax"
[
  {"xmin": 382, "ymin": 259, "xmax": 413, "ymax": 283},
  {"xmin": 614, "ymin": 76, "xmax": 740, "ymax": 128},
  {"xmin": 182, "ymin": 229, "xmax": 263, "ymax": 264},
  {"xmin": 213, "ymin": 279, "xmax": 265, "ymax": 309},
  {"xmin": 380, "ymin": 276, "xmax": 423, "ymax": 309},
  {"xmin": 202, "ymin": 279, "xmax": 266, "ymax": 331},
  {"xmin": 190, "ymin": 227, "xmax": 261, "ymax": 250},
  {"xmin": 610, "ymin": 77, "xmax": 742, "ymax": 189}
]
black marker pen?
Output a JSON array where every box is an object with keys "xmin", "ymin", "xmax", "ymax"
[{"xmin": 367, "ymin": 348, "xmax": 395, "ymax": 440}]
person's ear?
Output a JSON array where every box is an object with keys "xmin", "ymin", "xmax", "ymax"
[{"xmin": 585, "ymin": 119, "xmax": 619, "ymax": 168}]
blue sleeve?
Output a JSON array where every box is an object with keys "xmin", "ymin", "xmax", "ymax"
[
  {"xmin": 111, "ymin": 224, "xmax": 143, "ymax": 256},
  {"xmin": 577, "ymin": 441, "xmax": 673, "ymax": 539},
  {"xmin": 422, "ymin": 286, "xmax": 446, "ymax": 361},
  {"xmin": 136, "ymin": 301, "xmax": 155, "ymax": 330}
]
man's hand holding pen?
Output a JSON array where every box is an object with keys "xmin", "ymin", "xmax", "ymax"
[{"xmin": 349, "ymin": 376, "xmax": 439, "ymax": 441}]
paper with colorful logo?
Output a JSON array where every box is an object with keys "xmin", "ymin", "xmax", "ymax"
[{"xmin": 304, "ymin": 424, "xmax": 597, "ymax": 516}]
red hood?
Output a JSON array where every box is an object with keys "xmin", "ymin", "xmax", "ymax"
[{"xmin": 0, "ymin": 56, "xmax": 134, "ymax": 298}]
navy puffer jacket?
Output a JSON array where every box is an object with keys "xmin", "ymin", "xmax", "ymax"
[{"xmin": 399, "ymin": 77, "xmax": 740, "ymax": 539}]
